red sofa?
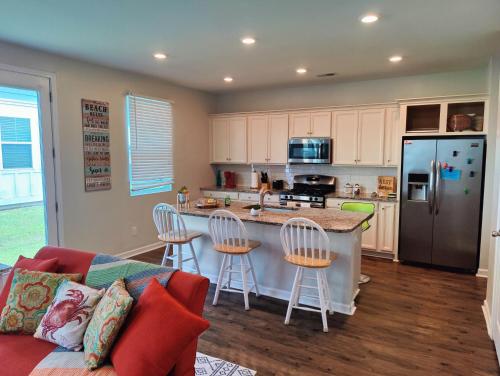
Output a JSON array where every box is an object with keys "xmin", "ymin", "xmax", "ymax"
[{"xmin": 0, "ymin": 246, "xmax": 210, "ymax": 376}]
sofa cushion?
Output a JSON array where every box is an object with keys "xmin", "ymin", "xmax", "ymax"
[
  {"xmin": 111, "ymin": 278, "xmax": 210, "ymax": 376},
  {"xmin": 0, "ymin": 270, "xmax": 82, "ymax": 334},
  {"xmin": 0, "ymin": 256, "xmax": 59, "ymax": 311},
  {"xmin": 0, "ymin": 334, "xmax": 56, "ymax": 376},
  {"xmin": 84, "ymin": 279, "xmax": 133, "ymax": 370},
  {"xmin": 35, "ymin": 246, "xmax": 95, "ymax": 282},
  {"xmin": 34, "ymin": 280, "xmax": 104, "ymax": 350}
]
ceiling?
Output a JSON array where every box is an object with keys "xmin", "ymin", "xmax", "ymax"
[{"xmin": 0, "ymin": 0, "xmax": 499, "ymax": 93}]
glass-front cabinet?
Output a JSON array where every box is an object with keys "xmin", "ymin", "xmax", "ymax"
[{"xmin": 400, "ymin": 94, "xmax": 488, "ymax": 136}]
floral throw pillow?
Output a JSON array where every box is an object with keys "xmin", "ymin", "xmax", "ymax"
[
  {"xmin": 84, "ymin": 279, "xmax": 133, "ymax": 370},
  {"xmin": 34, "ymin": 280, "xmax": 104, "ymax": 350},
  {"xmin": 0, "ymin": 269, "xmax": 82, "ymax": 334}
]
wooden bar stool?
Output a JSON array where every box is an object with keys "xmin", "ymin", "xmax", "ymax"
[
  {"xmin": 153, "ymin": 203, "xmax": 201, "ymax": 274},
  {"xmin": 208, "ymin": 209, "xmax": 260, "ymax": 310},
  {"xmin": 280, "ymin": 217, "xmax": 336, "ymax": 332}
]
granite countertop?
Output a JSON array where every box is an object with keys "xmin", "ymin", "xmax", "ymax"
[
  {"xmin": 180, "ymin": 201, "xmax": 372, "ymax": 233},
  {"xmin": 200, "ymin": 186, "xmax": 398, "ymax": 202}
]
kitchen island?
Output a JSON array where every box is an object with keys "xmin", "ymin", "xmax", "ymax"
[{"xmin": 179, "ymin": 201, "xmax": 372, "ymax": 315}]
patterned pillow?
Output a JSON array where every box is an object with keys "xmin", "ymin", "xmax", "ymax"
[
  {"xmin": 34, "ymin": 280, "xmax": 104, "ymax": 350},
  {"xmin": 84, "ymin": 279, "xmax": 133, "ymax": 370},
  {"xmin": 0, "ymin": 269, "xmax": 82, "ymax": 334}
]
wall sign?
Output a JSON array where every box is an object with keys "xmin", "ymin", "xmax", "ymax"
[{"xmin": 81, "ymin": 99, "xmax": 111, "ymax": 192}]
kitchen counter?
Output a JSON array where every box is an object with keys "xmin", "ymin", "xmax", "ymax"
[
  {"xmin": 181, "ymin": 201, "xmax": 372, "ymax": 233},
  {"xmin": 179, "ymin": 201, "xmax": 364, "ymax": 315},
  {"xmin": 200, "ymin": 186, "xmax": 398, "ymax": 202}
]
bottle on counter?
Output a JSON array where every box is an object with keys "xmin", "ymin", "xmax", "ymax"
[
  {"xmin": 353, "ymin": 184, "xmax": 361, "ymax": 196},
  {"xmin": 224, "ymin": 195, "xmax": 231, "ymax": 207}
]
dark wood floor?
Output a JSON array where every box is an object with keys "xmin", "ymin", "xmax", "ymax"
[{"xmin": 134, "ymin": 250, "xmax": 500, "ymax": 376}]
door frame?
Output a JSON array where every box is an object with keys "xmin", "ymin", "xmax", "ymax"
[{"xmin": 0, "ymin": 62, "xmax": 63, "ymax": 246}]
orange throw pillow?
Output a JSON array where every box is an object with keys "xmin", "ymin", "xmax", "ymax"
[
  {"xmin": 111, "ymin": 278, "xmax": 210, "ymax": 376},
  {"xmin": 0, "ymin": 256, "xmax": 59, "ymax": 308}
]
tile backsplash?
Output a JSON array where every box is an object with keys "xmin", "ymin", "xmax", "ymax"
[{"xmin": 211, "ymin": 164, "xmax": 397, "ymax": 194}]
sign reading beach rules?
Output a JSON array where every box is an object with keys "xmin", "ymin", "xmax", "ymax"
[{"xmin": 82, "ymin": 99, "xmax": 111, "ymax": 191}]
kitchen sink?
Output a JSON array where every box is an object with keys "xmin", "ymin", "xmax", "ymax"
[{"xmin": 242, "ymin": 204, "xmax": 298, "ymax": 213}]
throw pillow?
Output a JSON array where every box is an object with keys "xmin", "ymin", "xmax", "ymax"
[
  {"xmin": 34, "ymin": 280, "xmax": 104, "ymax": 350},
  {"xmin": 0, "ymin": 269, "xmax": 82, "ymax": 334},
  {"xmin": 0, "ymin": 256, "xmax": 59, "ymax": 308},
  {"xmin": 111, "ymin": 278, "xmax": 210, "ymax": 376},
  {"xmin": 84, "ymin": 279, "xmax": 133, "ymax": 370}
]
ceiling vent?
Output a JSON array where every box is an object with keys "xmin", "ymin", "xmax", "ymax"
[{"xmin": 316, "ymin": 73, "xmax": 336, "ymax": 78}]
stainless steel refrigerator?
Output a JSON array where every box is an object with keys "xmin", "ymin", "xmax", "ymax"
[{"xmin": 399, "ymin": 136, "xmax": 485, "ymax": 272}]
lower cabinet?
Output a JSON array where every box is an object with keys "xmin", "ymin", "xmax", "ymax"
[
  {"xmin": 200, "ymin": 190, "xmax": 239, "ymax": 200},
  {"xmin": 326, "ymin": 199, "xmax": 396, "ymax": 255}
]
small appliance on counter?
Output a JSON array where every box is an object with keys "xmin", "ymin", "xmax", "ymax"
[
  {"xmin": 272, "ymin": 179, "xmax": 284, "ymax": 190},
  {"xmin": 224, "ymin": 171, "xmax": 236, "ymax": 189},
  {"xmin": 279, "ymin": 174, "xmax": 336, "ymax": 208},
  {"xmin": 344, "ymin": 183, "xmax": 353, "ymax": 195}
]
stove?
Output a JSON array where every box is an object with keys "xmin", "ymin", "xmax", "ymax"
[{"xmin": 279, "ymin": 174, "xmax": 336, "ymax": 208}]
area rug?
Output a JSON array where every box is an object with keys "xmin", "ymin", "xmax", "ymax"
[{"xmin": 196, "ymin": 352, "xmax": 256, "ymax": 375}]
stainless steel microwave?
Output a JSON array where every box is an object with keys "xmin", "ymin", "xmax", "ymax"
[{"xmin": 288, "ymin": 138, "xmax": 332, "ymax": 164}]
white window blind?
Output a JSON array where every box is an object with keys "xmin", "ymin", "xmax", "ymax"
[{"xmin": 126, "ymin": 94, "xmax": 174, "ymax": 196}]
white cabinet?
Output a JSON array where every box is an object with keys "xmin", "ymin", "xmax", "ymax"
[
  {"xmin": 201, "ymin": 190, "xmax": 239, "ymax": 200},
  {"xmin": 332, "ymin": 108, "xmax": 385, "ymax": 166},
  {"xmin": 384, "ymin": 107, "xmax": 400, "ymax": 166},
  {"xmin": 210, "ymin": 116, "xmax": 247, "ymax": 163},
  {"xmin": 332, "ymin": 110, "xmax": 358, "ymax": 165},
  {"xmin": 238, "ymin": 192, "xmax": 260, "ymax": 202},
  {"xmin": 362, "ymin": 210, "xmax": 378, "ymax": 250},
  {"xmin": 248, "ymin": 114, "xmax": 288, "ymax": 164},
  {"xmin": 290, "ymin": 111, "xmax": 331, "ymax": 138},
  {"xmin": 377, "ymin": 202, "xmax": 396, "ymax": 253},
  {"xmin": 357, "ymin": 109, "xmax": 385, "ymax": 165}
]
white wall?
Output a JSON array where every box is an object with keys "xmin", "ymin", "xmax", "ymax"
[
  {"xmin": 485, "ymin": 53, "xmax": 500, "ymax": 312},
  {"xmin": 0, "ymin": 40, "xmax": 216, "ymax": 255},
  {"xmin": 216, "ymin": 68, "xmax": 487, "ymax": 113}
]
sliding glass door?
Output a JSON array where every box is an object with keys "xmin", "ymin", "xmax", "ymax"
[{"xmin": 0, "ymin": 67, "xmax": 58, "ymax": 265}]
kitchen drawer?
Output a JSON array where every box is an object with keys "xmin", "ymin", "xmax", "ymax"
[
  {"xmin": 326, "ymin": 198, "xmax": 344, "ymax": 209},
  {"xmin": 264, "ymin": 194, "xmax": 280, "ymax": 204},
  {"xmin": 238, "ymin": 192, "xmax": 260, "ymax": 202},
  {"xmin": 201, "ymin": 190, "xmax": 239, "ymax": 200}
]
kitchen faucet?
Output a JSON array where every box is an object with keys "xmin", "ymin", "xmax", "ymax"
[{"xmin": 259, "ymin": 188, "xmax": 273, "ymax": 208}]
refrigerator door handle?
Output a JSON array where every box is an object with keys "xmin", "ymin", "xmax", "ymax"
[
  {"xmin": 435, "ymin": 161, "xmax": 441, "ymax": 215},
  {"xmin": 429, "ymin": 160, "xmax": 435, "ymax": 214}
]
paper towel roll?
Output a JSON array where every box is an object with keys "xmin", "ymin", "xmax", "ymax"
[{"xmin": 251, "ymin": 171, "xmax": 259, "ymax": 189}]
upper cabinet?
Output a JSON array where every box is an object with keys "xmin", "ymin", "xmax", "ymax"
[
  {"xmin": 384, "ymin": 107, "xmax": 400, "ymax": 166},
  {"xmin": 248, "ymin": 113, "xmax": 289, "ymax": 164},
  {"xmin": 332, "ymin": 108, "xmax": 385, "ymax": 165},
  {"xmin": 290, "ymin": 111, "xmax": 331, "ymax": 138},
  {"xmin": 210, "ymin": 115, "xmax": 247, "ymax": 164},
  {"xmin": 400, "ymin": 95, "xmax": 488, "ymax": 136}
]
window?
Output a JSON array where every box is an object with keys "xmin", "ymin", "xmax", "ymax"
[
  {"xmin": 126, "ymin": 94, "xmax": 174, "ymax": 196},
  {"xmin": 0, "ymin": 116, "xmax": 33, "ymax": 169}
]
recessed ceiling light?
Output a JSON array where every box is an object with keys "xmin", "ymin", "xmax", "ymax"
[
  {"xmin": 153, "ymin": 53, "xmax": 167, "ymax": 60},
  {"xmin": 296, "ymin": 68, "xmax": 307, "ymax": 74},
  {"xmin": 224, "ymin": 76, "xmax": 233, "ymax": 83},
  {"xmin": 241, "ymin": 37, "xmax": 256, "ymax": 45},
  {"xmin": 360, "ymin": 14, "xmax": 379, "ymax": 23},
  {"xmin": 389, "ymin": 55, "xmax": 403, "ymax": 63}
]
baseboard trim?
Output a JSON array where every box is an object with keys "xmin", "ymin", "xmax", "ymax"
[
  {"xmin": 116, "ymin": 241, "xmax": 164, "ymax": 260},
  {"xmin": 482, "ymin": 299, "xmax": 492, "ymax": 339},
  {"xmin": 476, "ymin": 268, "xmax": 489, "ymax": 278}
]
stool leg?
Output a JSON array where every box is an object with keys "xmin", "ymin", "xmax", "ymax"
[
  {"xmin": 213, "ymin": 254, "xmax": 228, "ymax": 306},
  {"xmin": 227, "ymin": 255, "xmax": 233, "ymax": 289},
  {"xmin": 285, "ymin": 266, "xmax": 301, "ymax": 325},
  {"xmin": 188, "ymin": 241, "xmax": 201, "ymax": 275},
  {"xmin": 176, "ymin": 244, "xmax": 183, "ymax": 271},
  {"xmin": 161, "ymin": 243, "xmax": 171, "ymax": 266},
  {"xmin": 322, "ymin": 270, "xmax": 334, "ymax": 315},
  {"xmin": 241, "ymin": 254, "xmax": 250, "ymax": 310},
  {"xmin": 294, "ymin": 267, "xmax": 304, "ymax": 306},
  {"xmin": 316, "ymin": 269, "xmax": 328, "ymax": 333},
  {"xmin": 246, "ymin": 253, "xmax": 260, "ymax": 297}
]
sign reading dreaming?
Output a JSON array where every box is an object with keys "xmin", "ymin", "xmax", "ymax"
[{"xmin": 81, "ymin": 99, "xmax": 111, "ymax": 192}]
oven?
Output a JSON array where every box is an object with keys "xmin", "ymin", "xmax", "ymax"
[{"xmin": 288, "ymin": 138, "xmax": 332, "ymax": 164}]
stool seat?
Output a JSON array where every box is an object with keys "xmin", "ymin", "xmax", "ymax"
[
  {"xmin": 214, "ymin": 239, "xmax": 261, "ymax": 254},
  {"xmin": 158, "ymin": 231, "xmax": 203, "ymax": 244},
  {"xmin": 284, "ymin": 254, "xmax": 334, "ymax": 268}
]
